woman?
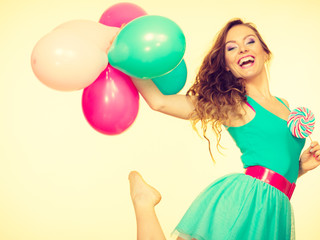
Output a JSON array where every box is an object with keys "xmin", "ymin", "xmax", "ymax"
[{"xmin": 128, "ymin": 18, "xmax": 320, "ymax": 240}]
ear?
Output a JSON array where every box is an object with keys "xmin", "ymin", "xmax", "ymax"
[{"xmin": 226, "ymin": 66, "xmax": 230, "ymax": 72}]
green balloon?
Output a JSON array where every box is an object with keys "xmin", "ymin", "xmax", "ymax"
[
  {"xmin": 108, "ymin": 15, "xmax": 186, "ymax": 79},
  {"xmin": 152, "ymin": 59, "xmax": 187, "ymax": 95}
]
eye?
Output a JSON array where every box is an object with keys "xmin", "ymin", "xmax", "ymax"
[
  {"xmin": 226, "ymin": 44, "xmax": 237, "ymax": 52},
  {"xmin": 246, "ymin": 38, "xmax": 255, "ymax": 45}
]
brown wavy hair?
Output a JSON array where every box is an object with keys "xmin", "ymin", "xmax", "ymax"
[{"xmin": 187, "ymin": 18, "xmax": 272, "ymax": 162}]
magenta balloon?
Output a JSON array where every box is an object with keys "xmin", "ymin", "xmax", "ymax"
[
  {"xmin": 99, "ymin": 2, "xmax": 147, "ymax": 27},
  {"xmin": 82, "ymin": 65, "xmax": 139, "ymax": 135}
]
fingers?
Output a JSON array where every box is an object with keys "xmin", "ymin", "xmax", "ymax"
[
  {"xmin": 313, "ymin": 150, "xmax": 320, "ymax": 160},
  {"xmin": 310, "ymin": 141, "xmax": 320, "ymax": 160},
  {"xmin": 311, "ymin": 141, "xmax": 319, "ymax": 147}
]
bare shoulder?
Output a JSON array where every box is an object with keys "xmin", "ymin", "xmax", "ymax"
[
  {"xmin": 187, "ymin": 94, "xmax": 198, "ymax": 102},
  {"xmin": 279, "ymin": 97, "xmax": 290, "ymax": 108},
  {"xmin": 224, "ymin": 102, "xmax": 254, "ymax": 127}
]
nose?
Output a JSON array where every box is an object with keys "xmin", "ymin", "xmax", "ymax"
[{"xmin": 239, "ymin": 44, "xmax": 248, "ymax": 54}]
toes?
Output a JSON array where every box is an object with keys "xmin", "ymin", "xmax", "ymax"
[
  {"xmin": 128, "ymin": 171, "xmax": 141, "ymax": 181},
  {"xmin": 128, "ymin": 171, "xmax": 161, "ymax": 207}
]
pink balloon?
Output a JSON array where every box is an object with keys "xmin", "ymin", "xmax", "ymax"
[
  {"xmin": 99, "ymin": 2, "xmax": 147, "ymax": 27},
  {"xmin": 31, "ymin": 29, "xmax": 108, "ymax": 91},
  {"xmin": 82, "ymin": 65, "xmax": 139, "ymax": 135},
  {"xmin": 54, "ymin": 20, "xmax": 120, "ymax": 52}
]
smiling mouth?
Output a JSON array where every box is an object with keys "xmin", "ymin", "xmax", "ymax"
[{"xmin": 238, "ymin": 56, "xmax": 255, "ymax": 69}]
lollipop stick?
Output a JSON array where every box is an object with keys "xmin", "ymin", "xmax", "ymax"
[{"xmin": 309, "ymin": 135, "xmax": 313, "ymax": 143}]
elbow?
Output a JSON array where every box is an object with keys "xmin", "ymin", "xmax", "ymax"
[
  {"xmin": 147, "ymin": 95, "xmax": 166, "ymax": 112},
  {"xmin": 149, "ymin": 99, "xmax": 164, "ymax": 112}
]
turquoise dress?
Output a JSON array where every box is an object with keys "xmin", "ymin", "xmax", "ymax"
[{"xmin": 172, "ymin": 96, "xmax": 305, "ymax": 240}]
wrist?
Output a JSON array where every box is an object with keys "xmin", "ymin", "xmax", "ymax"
[{"xmin": 298, "ymin": 160, "xmax": 308, "ymax": 177}]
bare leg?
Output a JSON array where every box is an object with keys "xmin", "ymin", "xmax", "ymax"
[{"xmin": 129, "ymin": 171, "xmax": 166, "ymax": 240}]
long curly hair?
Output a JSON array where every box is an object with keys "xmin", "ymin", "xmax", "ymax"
[{"xmin": 187, "ymin": 18, "xmax": 272, "ymax": 162}]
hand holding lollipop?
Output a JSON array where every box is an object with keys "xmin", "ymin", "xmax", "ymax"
[{"xmin": 287, "ymin": 107, "xmax": 315, "ymax": 140}]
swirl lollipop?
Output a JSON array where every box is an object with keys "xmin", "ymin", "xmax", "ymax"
[{"xmin": 287, "ymin": 107, "xmax": 315, "ymax": 139}]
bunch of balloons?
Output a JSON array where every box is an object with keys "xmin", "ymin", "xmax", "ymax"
[{"xmin": 31, "ymin": 2, "xmax": 187, "ymax": 135}]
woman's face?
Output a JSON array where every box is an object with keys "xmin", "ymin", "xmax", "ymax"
[{"xmin": 224, "ymin": 25, "xmax": 268, "ymax": 80}]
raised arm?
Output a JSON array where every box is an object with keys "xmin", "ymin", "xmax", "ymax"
[{"xmin": 131, "ymin": 77, "xmax": 196, "ymax": 120}]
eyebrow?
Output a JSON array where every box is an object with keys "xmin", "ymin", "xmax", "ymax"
[{"xmin": 225, "ymin": 34, "xmax": 256, "ymax": 45}]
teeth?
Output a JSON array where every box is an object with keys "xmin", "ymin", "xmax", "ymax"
[{"xmin": 239, "ymin": 56, "xmax": 255, "ymax": 66}]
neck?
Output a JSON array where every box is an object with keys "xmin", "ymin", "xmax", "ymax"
[{"xmin": 245, "ymin": 67, "xmax": 272, "ymax": 99}]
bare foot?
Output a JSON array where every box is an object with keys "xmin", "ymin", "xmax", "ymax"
[{"xmin": 128, "ymin": 171, "xmax": 162, "ymax": 208}]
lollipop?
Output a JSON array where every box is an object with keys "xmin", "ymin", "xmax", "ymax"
[{"xmin": 287, "ymin": 107, "xmax": 315, "ymax": 139}]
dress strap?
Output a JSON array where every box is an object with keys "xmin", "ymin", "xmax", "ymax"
[
  {"xmin": 245, "ymin": 101, "xmax": 256, "ymax": 112},
  {"xmin": 275, "ymin": 97, "xmax": 291, "ymax": 111}
]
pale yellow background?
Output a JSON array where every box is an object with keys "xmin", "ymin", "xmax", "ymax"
[{"xmin": 1, "ymin": 0, "xmax": 320, "ymax": 239}]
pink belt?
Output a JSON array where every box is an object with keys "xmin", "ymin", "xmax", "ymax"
[{"xmin": 245, "ymin": 166, "xmax": 296, "ymax": 200}]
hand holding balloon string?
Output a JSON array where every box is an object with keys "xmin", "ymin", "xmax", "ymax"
[
  {"xmin": 109, "ymin": 22, "xmax": 188, "ymax": 95},
  {"xmin": 31, "ymin": 3, "xmax": 187, "ymax": 135}
]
